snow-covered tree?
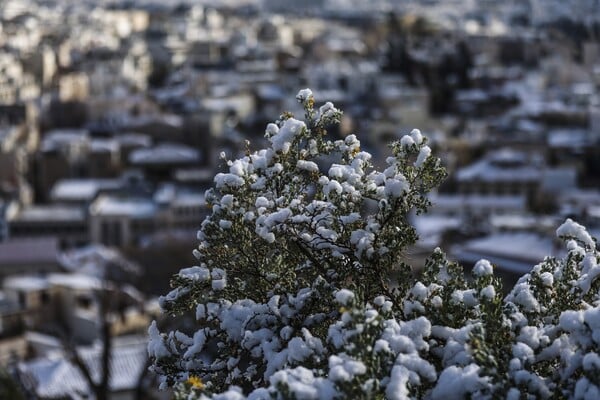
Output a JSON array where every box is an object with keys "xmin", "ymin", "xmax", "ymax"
[{"xmin": 149, "ymin": 90, "xmax": 600, "ymax": 399}]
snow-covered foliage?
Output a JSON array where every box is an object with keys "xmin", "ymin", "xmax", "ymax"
[{"xmin": 149, "ymin": 91, "xmax": 600, "ymax": 399}]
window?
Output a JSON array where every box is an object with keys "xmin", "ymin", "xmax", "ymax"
[
  {"xmin": 76, "ymin": 295, "xmax": 92, "ymax": 309},
  {"xmin": 101, "ymin": 221, "xmax": 122, "ymax": 246},
  {"xmin": 18, "ymin": 291, "xmax": 26, "ymax": 308},
  {"xmin": 40, "ymin": 291, "xmax": 50, "ymax": 304}
]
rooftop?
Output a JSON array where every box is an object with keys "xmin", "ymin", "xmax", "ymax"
[
  {"xmin": 129, "ymin": 143, "xmax": 200, "ymax": 165},
  {"xmin": 153, "ymin": 183, "xmax": 205, "ymax": 207},
  {"xmin": 58, "ymin": 244, "xmax": 141, "ymax": 277},
  {"xmin": 3, "ymin": 275, "xmax": 49, "ymax": 292},
  {"xmin": 430, "ymin": 194, "xmax": 527, "ymax": 210},
  {"xmin": 115, "ymin": 132, "xmax": 152, "ymax": 147},
  {"xmin": 412, "ymin": 214, "xmax": 461, "ymax": 249},
  {"xmin": 456, "ymin": 149, "xmax": 542, "ymax": 183},
  {"xmin": 172, "ymin": 192, "xmax": 206, "ymax": 207},
  {"xmin": 90, "ymin": 138, "xmax": 119, "ymax": 153},
  {"xmin": 46, "ymin": 273, "xmax": 103, "ymax": 290},
  {"xmin": 451, "ymin": 232, "xmax": 564, "ymax": 275},
  {"xmin": 40, "ymin": 129, "xmax": 89, "ymax": 152},
  {"xmin": 90, "ymin": 195, "xmax": 157, "ymax": 218},
  {"xmin": 547, "ymin": 129, "xmax": 589, "ymax": 149},
  {"xmin": 19, "ymin": 337, "xmax": 148, "ymax": 398},
  {"xmin": 50, "ymin": 179, "xmax": 122, "ymax": 202},
  {"xmin": 174, "ymin": 167, "xmax": 214, "ymax": 183},
  {"xmin": 12, "ymin": 205, "xmax": 86, "ymax": 223}
]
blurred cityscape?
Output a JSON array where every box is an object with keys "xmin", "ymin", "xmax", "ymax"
[{"xmin": 0, "ymin": 0, "xmax": 600, "ymax": 398}]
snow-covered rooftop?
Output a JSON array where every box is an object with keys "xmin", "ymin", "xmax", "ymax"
[
  {"xmin": 3, "ymin": 275, "xmax": 49, "ymax": 292},
  {"xmin": 90, "ymin": 195, "xmax": 157, "ymax": 218},
  {"xmin": 115, "ymin": 132, "xmax": 152, "ymax": 147},
  {"xmin": 174, "ymin": 167, "xmax": 214, "ymax": 182},
  {"xmin": 154, "ymin": 184, "xmax": 206, "ymax": 208},
  {"xmin": 451, "ymin": 232, "xmax": 564, "ymax": 275},
  {"xmin": 153, "ymin": 183, "xmax": 176, "ymax": 204},
  {"xmin": 123, "ymin": 114, "xmax": 183, "ymax": 129},
  {"xmin": 412, "ymin": 214, "xmax": 461, "ymax": 249},
  {"xmin": 489, "ymin": 214, "xmax": 557, "ymax": 231},
  {"xmin": 256, "ymin": 83, "xmax": 286, "ymax": 101},
  {"xmin": 90, "ymin": 138, "xmax": 119, "ymax": 153},
  {"xmin": 586, "ymin": 202, "xmax": 600, "ymax": 215},
  {"xmin": 58, "ymin": 244, "xmax": 141, "ymax": 277},
  {"xmin": 456, "ymin": 149, "xmax": 542, "ymax": 183},
  {"xmin": 40, "ymin": 129, "xmax": 89, "ymax": 152},
  {"xmin": 430, "ymin": 194, "xmax": 526, "ymax": 211},
  {"xmin": 50, "ymin": 179, "xmax": 122, "ymax": 202},
  {"xmin": 129, "ymin": 143, "xmax": 200, "ymax": 165},
  {"xmin": 19, "ymin": 337, "xmax": 148, "ymax": 398},
  {"xmin": 46, "ymin": 273, "xmax": 103, "ymax": 290},
  {"xmin": 172, "ymin": 192, "xmax": 205, "ymax": 207},
  {"xmin": 547, "ymin": 129, "xmax": 589, "ymax": 149},
  {"xmin": 13, "ymin": 205, "xmax": 86, "ymax": 222}
]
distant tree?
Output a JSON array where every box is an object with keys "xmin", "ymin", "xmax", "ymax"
[
  {"xmin": 149, "ymin": 91, "xmax": 600, "ymax": 399},
  {"xmin": 58, "ymin": 283, "xmax": 157, "ymax": 400},
  {"xmin": 58, "ymin": 286, "xmax": 113, "ymax": 400}
]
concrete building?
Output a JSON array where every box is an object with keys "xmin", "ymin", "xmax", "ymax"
[
  {"xmin": 7, "ymin": 204, "xmax": 88, "ymax": 247},
  {"xmin": 128, "ymin": 143, "xmax": 201, "ymax": 181},
  {"xmin": 35, "ymin": 129, "xmax": 90, "ymax": 201},
  {"xmin": 90, "ymin": 195, "xmax": 157, "ymax": 248},
  {"xmin": 50, "ymin": 178, "xmax": 123, "ymax": 205},
  {"xmin": 58, "ymin": 73, "xmax": 90, "ymax": 102},
  {"xmin": 456, "ymin": 148, "xmax": 543, "ymax": 197},
  {"xmin": 89, "ymin": 185, "xmax": 207, "ymax": 248}
]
